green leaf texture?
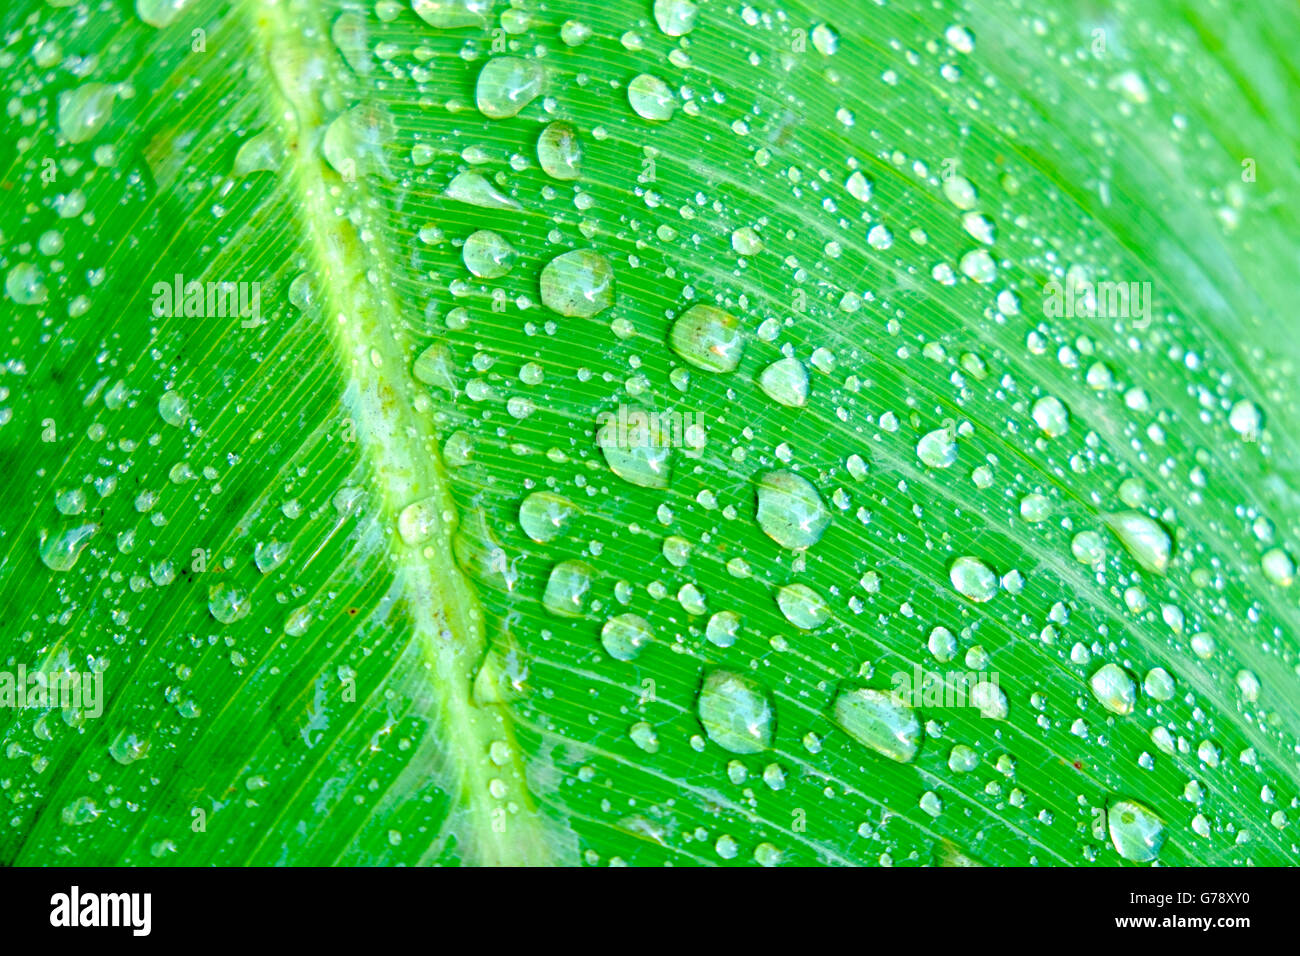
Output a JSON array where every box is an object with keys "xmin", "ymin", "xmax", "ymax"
[{"xmin": 1, "ymin": 0, "xmax": 1299, "ymax": 866}]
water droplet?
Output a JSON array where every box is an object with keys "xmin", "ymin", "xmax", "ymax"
[
  {"xmin": 811, "ymin": 23, "xmax": 839, "ymax": 54},
  {"xmin": 233, "ymin": 131, "xmax": 280, "ymax": 176},
  {"xmin": 536, "ymin": 121, "xmax": 582, "ymax": 180},
  {"xmin": 629, "ymin": 720, "xmax": 659, "ymax": 753},
  {"xmin": 1143, "ymin": 667, "xmax": 1175, "ymax": 701},
  {"xmin": 519, "ymin": 491, "xmax": 577, "ymax": 543},
  {"xmin": 412, "ymin": 0, "xmax": 489, "ymax": 28},
  {"xmin": 970, "ymin": 680, "xmax": 1008, "ymax": 719},
  {"xmin": 1228, "ymin": 399, "xmax": 1262, "ymax": 439},
  {"xmin": 108, "ymin": 729, "xmax": 150, "ymax": 764},
  {"xmin": 755, "ymin": 470, "xmax": 830, "ymax": 550},
  {"xmin": 1261, "ymin": 547, "xmax": 1295, "ymax": 586},
  {"xmin": 705, "ymin": 610, "xmax": 741, "ymax": 648},
  {"xmin": 397, "ymin": 497, "xmax": 440, "ymax": 545},
  {"xmin": 1103, "ymin": 511, "xmax": 1172, "ymax": 574},
  {"xmin": 1031, "ymin": 395, "xmax": 1070, "ymax": 437},
  {"xmin": 158, "ymin": 390, "xmax": 189, "ymax": 427},
  {"xmin": 543, "ymin": 559, "xmax": 594, "ymax": 617},
  {"xmin": 444, "ymin": 170, "xmax": 521, "ymax": 210},
  {"xmin": 831, "ymin": 687, "xmax": 921, "ymax": 763},
  {"xmin": 208, "ymin": 582, "xmax": 250, "ymax": 624},
  {"xmin": 38, "ymin": 524, "xmax": 97, "ymax": 571},
  {"xmin": 601, "ymin": 613, "xmax": 652, "ymax": 661},
  {"xmin": 5, "ymin": 263, "xmax": 47, "ymax": 305},
  {"xmin": 254, "ymin": 540, "xmax": 290, "ymax": 574},
  {"xmin": 462, "ymin": 229, "xmax": 515, "ymax": 278},
  {"xmin": 598, "ymin": 407, "xmax": 671, "ymax": 488},
  {"xmin": 669, "ymin": 304, "xmax": 744, "ymax": 372},
  {"xmin": 540, "ymin": 249, "xmax": 615, "ymax": 317},
  {"xmin": 697, "ymin": 670, "xmax": 774, "ymax": 754},
  {"xmin": 58, "ymin": 82, "xmax": 117, "ymax": 144},
  {"xmin": 628, "ymin": 73, "xmax": 677, "ymax": 121},
  {"xmin": 322, "ymin": 104, "xmax": 395, "ymax": 180},
  {"xmin": 757, "ymin": 356, "xmax": 808, "ymax": 406},
  {"xmin": 476, "ymin": 56, "xmax": 545, "ymax": 119},
  {"xmin": 1107, "ymin": 799, "xmax": 1165, "ymax": 862},
  {"xmin": 1089, "ymin": 663, "xmax": 1137, "ymax": 715},
  {"xmin": 775, "ymin": 583, "xmax": 829, "ymax": 629},
  {"xmin": 949, "ymin": 556, "xmax": 997, "ymax": 602},
  {"xmin": 412, "ymin": 343, "xmax": 457, "ymax": 394},
  {"xmin": 731, "ymin": 225, "xmax": 764, "ymax": 255},
  {"xmin": 916, "ymin": 426, "xmax": 957, "ymax": 468},
  {"xmin": 653, "ymin": 0, "xmax": 698, "ymax": 36},
  {"xmin": 136, "ymin": 0, "xmax": 191, "ymax": 28},
  {"xmin": 948, "ymin": 743, "xmax": 978, "ymax": 772}
]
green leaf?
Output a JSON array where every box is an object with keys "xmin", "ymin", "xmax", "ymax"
[{"xmin": 2, "ymin": 0, "xmax": 1298, "ymax": 867}]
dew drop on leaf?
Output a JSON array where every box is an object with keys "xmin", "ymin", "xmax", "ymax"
[
  {"xmin": 669, "ymin": 304, "xmax": 745, "ymax": 372},
  {"xmin": 475, "ymin": 56, "xmax": 545, "ymax": 119},
  {"xmin": 462, "ymin": 229, "xmax": 515, "ymax": 278},
  {"xmin": 543, "ymin": 559, "xmax": 594, "ymax": 617},
  {"xmin": 775, "ymin": 583, "xmax": 829, "ymax": 630},
  {"xmin": 627, "ymin": 73, "xmax": 677, "ymax": 121},
  {"xmin": 757, "ymin": 356, "xmax": 808, "ymax": 407},
  {"xmin": 948, "ymin": 556, "xmax": 997, "ymax": 602},
  {"xmin": 518, "ymin": 491, "xmax": 577, "ymax": 543},
  {"xmin": 208, "ymin": 582, "xmax": 251, "ymax": 624},
  {"xmin": 1103, "ymin": 511, "xmax": 1172, "ymax": 574},
  {"xmin": 58, "ymin": 82, "xmax": 117, "ymax": 144},
  {"xmin": 755, "ymin": 470, "xmax": 830, "ymax": 550},
  {"xmin": 536, "ymin": 121, "xmax": 582, "ymax": 180},
  {"xmin": 1089, "ymin": 663, "xmax": 1137, "ymax": 715},
  {"xmin": 600, "ymin": 613, "xmax": 652, "ymax": 661},
  {"xmin": 38, "ymin": 524, "xmax": 97, "ymax": 572},
  {"xmin": 831, "ymin": 687, "xmax": 921, "ymax": 763},
  {"xmin": 1107, "ymin": 799, "xmax": 1165, "ymax": 862},
  {"xmin": 697, "ymin": 671, "xmax": 774, "ymax": 755},
  {"xmin": 540, "ymin": 249, "xmax": 615, "ymax": 318}
]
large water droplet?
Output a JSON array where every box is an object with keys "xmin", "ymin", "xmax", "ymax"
[
  {"xmin": 136, "ymin": 0, "xmax": 191, "ymax": 28},
  {"xmin": 755, "ymin": 470, "xmax": 830, "ymax": 549},
  {"xmin": 669, "ymin": 304, "xmax": 744, "ymax": 372},
  {"xmin": 412, "ymin": 0, "xmax": 489, "ymax": 28},
  {"xmin": 58, "ymin": 82, "xmax": 117, "ymax": 144},
  {"xmin": 536, "ymin": 121, "xmax": 582, "ymax": 180},
  {"xmin": 831, "ymin": 687, "xmax": 921, "ymax": 763},
  {"xmin": 519, "ymin": 491, "xmax": 578, "ymax": 543},
  {"xmin": 1089, "ymin": 663, "xmax": 1136, "ymax": 715},
  {"xmin": 543, "ymin": 559, "xmax": 594, "ymax": 617},
  {"xmin": 949, "ymin": 556, "xmax": 997, "ymax": 602},
  {"xmin": 916, "ymin": 426, "xmax": 957, "ymax": 468},
  {"xmin": 444, "ymin": 170, "xmax": 521, "ymax": 210},
  {"xmin": 1107, "ymin": 799, "xmax": 1165, "ymax": 862},
  {"xmin": 38, "ymin": 524, "xmax": 97, "ymax": 571},
  {"xmin": 462, "ymin": 229, "xmax": 515, "ymax": 278},
  {"xmin": 775, "ymin": 583, "xmax": 829, "ymax": 629},
  {"xmin": 627, "ymin": 73, "xmax": 677, "ymax": 120},
  {"xmin": 208, "ymin": 582, "xmax": 251, "ymax": 624},
  {"xmin": 757, "ymin": 356, "xmax": 808, "ymax": 406},
  {"xmin": 1103, "ymin": 511, "xmax": 1172, "ymax": 574},
  {"xmin": 398, "ymin": 497, "xmax": 441, "ymax": 545},
  {"xmin": 540, "ymin": 250, "xmax": 615, "ymax": 317},
  {"xmin": 653, "ymin": 0, "xmax": 698, "ymax": 35},
  {"xmin": 697, "ymin": 670, "xmax": 774, "ymax": 754},
  {"xmin": 598, "ymin": 407, "xmax": 671, "ymax": 488},
  {"xmin": 8, "ymin": 260, "xmax": 51, "ymax": 307},
  {"xmin": 601, "ymin": 613, "xmax": 652, "ymax": 661},
  {"xmin": 476, "ymin": 56, "xmax": 545, "ymax": 119},
  {"xmin": 1031, "ymin": 395, "xmax": 1070, "ymax": 437}
]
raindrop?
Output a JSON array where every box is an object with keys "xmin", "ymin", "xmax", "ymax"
[{"xmin": 697, "ymin": 670, "xmax": 775, "ymax": 754}]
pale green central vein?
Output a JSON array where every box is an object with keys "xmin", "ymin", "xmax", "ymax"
[{"xmin": 245, "ymin": 0, "xmax": 552, "ymax": 865}]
